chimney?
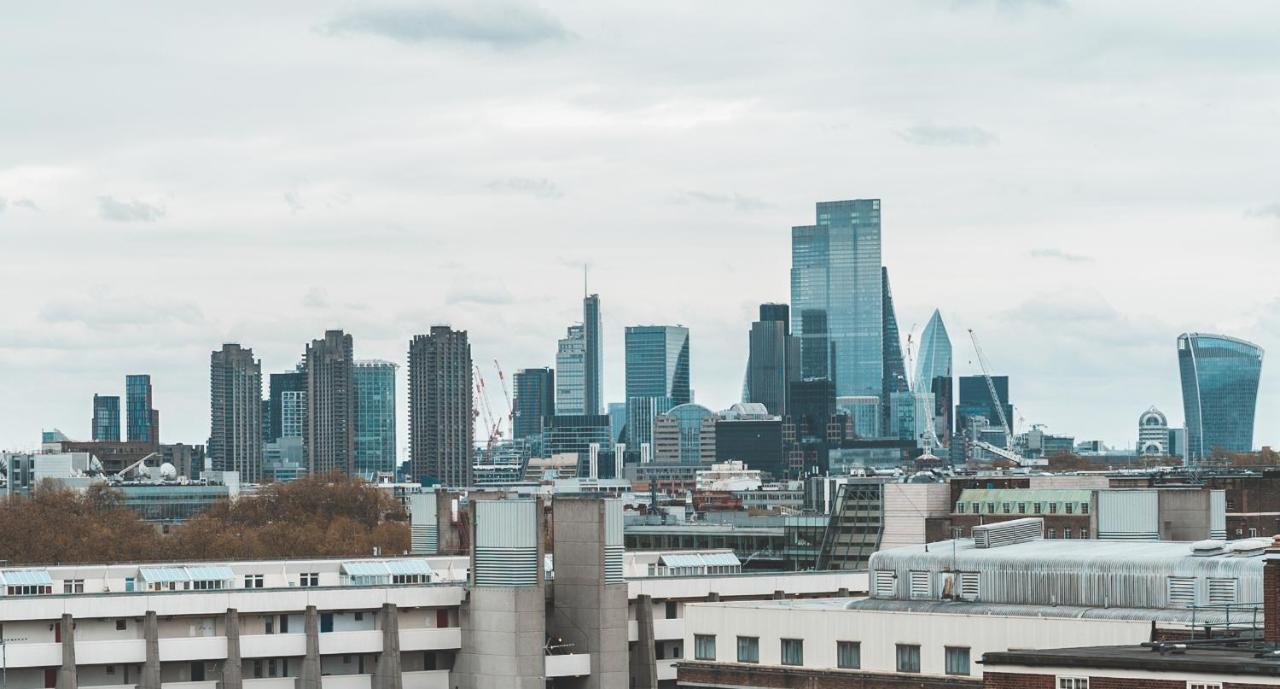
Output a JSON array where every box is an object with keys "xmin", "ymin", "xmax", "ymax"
[{"xmin": 1265, "ymin": 536, "xmax": 1280, "ymax": 643}]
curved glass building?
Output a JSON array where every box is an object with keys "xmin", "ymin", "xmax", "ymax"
[
  {"xmin": 913, "ymin": 309, "xmax": 953, "ymax": 446},
  {"xmin": 1177, "ymin": 333, "xmax": 1264, "ymax": 461}
]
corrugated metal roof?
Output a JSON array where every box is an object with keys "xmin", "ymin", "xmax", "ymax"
[
  {"xmin": 846, "ymin": 598, "xmax": 1243, "ymax": 625},
  {"xmin": 385, "ymin": 559, "xmax": 432, "ymax": 576},
  {"xmin": 957, "ymin": 488, "xmax": 1092, "ymax": 505},
  {"xmin": 660, "ymin": 554, "xmax": 707, "ymax": 568},
  {"xmin": 604, "ymin": 499, "xmax": 624, "ymax": 547},
  {"xmin": 0, "ymin": 569, "xmax": 53, "ymax": 586}
]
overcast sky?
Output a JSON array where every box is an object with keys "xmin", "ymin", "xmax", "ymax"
[{"xmin": 2, "ymin": 0, "xmax": 1278, "ymax": 455}]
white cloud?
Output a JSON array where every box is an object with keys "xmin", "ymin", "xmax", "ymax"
[{"xmin": 98, "ymin": 196, "xmax": 165, "ymax": 222}]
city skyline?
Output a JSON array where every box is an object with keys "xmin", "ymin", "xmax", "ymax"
[{"xmin": 3, "ymin": 3, "xmax": 1279, "ymax": 452}]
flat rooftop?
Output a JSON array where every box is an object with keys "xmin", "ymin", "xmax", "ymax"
[{"xmin": 984, "ymin": 644, "xmax": 1280, "ymax": 676}]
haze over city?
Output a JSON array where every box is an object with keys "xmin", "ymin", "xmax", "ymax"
[{"xmin": 2, "ymin": 0, "xmax": 1278, "ymax": 452}]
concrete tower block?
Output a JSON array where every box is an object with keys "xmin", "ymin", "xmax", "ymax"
[
  {"xmin": 220, "ymin": 609, "xmax": 243, "ymax": 689},
  {"xmin": 630, "ymin": 595, "xmax": 658, "ymax": 689},
  {"xmin": 297, "ymin": 606, "xmax": 321, "ymax": 689},
  {"xmin": 142, "ymin": 611, "xmax": 161, "ymax": 689},
  {"xmin": 373, "ymin": 604, "xmax": 402, "ymax": 689},
  {"xmin": 56, "ymin": 614, "xmax": 77, "ymax": 689}
]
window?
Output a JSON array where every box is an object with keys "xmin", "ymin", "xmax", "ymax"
[
  {"xmin": 945, "ymin": 646, "xmax": 970, "ymax": 675},
  {"xmin": 1081, "ymin": 529, "xmax": 1089, "ymax": 540},
  {"xmin": 736, "ymin": 636, "xmax": 759, "ymax": 663},
  {"xmin": 106, "ymin": 666, "xmax": 115, "ymax": 675},
  {"xmin": 115, "ymin": 620, "xmax": 127, "ymax": 631},
  {"xmin": 665, "ymin": 601, "xmax": 678, "ymax": 619},
  {"xmin": 1189, "ymin": 683, "xmax": 1221, "ymax": 689},
  {"xmin": 320, "ymin": 613, "xmax": 334, "ymax": 633},
  {"xmin": 1017, "ymin": 503, "xmax": 1026, "ymax": 514},
  {"xmin": 972, "ymin": 502, "xmax": 980, "ymax": 514},
  {"xmin": 245, "ymin": 574, "xmax": 264, "ymax": 588},
  {"xmin": 192, "ymin": 580, "xmax": 224, "ymax": 590},
  {"xmin": 1058, "ymin": 677, "xmax": 1088, "ymax": 689},
  {"xmin": 1065, "ymin": 503, "xmax": 1074, "ymax": 514},
  {"xmin": 1080, "ymin": 502, "xmax": 1089, "ymax": 514},
  {"xmin": 1048, "ymin": 528, "xmax": 1056, "ymax": 539},
  {"xmin": 1049, "ymin": 503, "xmax": 1058, "ymax": 514},
  {"xmin": 896, "ymin": 644, "xmax": 921, "ymax": 673},
  {"xmin": 125, "ymin": 577, "xmax": 135, "ymax": 592},
  {"xmin": 392, "ymin": 574, "xmax": 425, "ymax": 584},
  {"xmin": 694, "ymin": 634, "xmax": 716, "ymax": 661},
  {"xmin": 1064, "ymin": 528, "xmax": 1072, "ymax": 539},
  {"xmin": 781, "ymin": 639, "xmax": 803, "ymax": 666},
  {"xmin": 354, "ymin": 612, "xmax": 364, "ymax": 622},
  {"xmin": 1249, "ymin": 528, "xmax": 1259, "ymax": 538},
  {"xmin": 63, "ymin": 579, "xmax": 84, "ymax": 594},
  {"xmin": 986, "ymin": 502, "xmax": 995, "ymax": 514},
  {"xmin": 837, "ymin": 641, "xmax": 860, "ymax": 669},
  {"xmin": 956, "ymin": 503, "xmax": 965, "ymax": 514},
  {"xmin": 1002, "ymin": 502, "xmax": 1011, "ymax": 514},
  {"xmin": 1033, "ymin": 503, "xmax": 1042, "ymax": 514},
  {"xmin": 299, "ymin": 573, "xmax": 319, "ymax": 587},
  {"xmin": 265, "ymin": 619, "xmax": 274, "ymax": 635}
]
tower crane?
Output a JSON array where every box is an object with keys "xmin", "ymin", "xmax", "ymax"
[
  {"xmin": 966, "ymin": 328, "xmax": 1027, "ymax": 466},
  {"xmin": 474, "ymin": 366, "xmax": 502, "ymax": 463},
  {"xmin": 493, "ymin": 359, "xmax": 513, "ymax": 440}
]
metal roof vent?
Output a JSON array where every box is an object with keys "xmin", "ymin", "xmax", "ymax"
[
  {"xmin": 1191, "ymin": 539, "xmax": 1226, "ymax": 557},
  {"xmin": 973, "ymin": 517, "xmax": 1043, "ymax": 549}
]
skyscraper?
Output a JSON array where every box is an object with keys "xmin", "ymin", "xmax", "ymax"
[
  {"xmin": 1177, "ymin": 333, "xmax": 1264, "ymax": 461},
  {"xmin": 408, "ymin": 326, "xmax": 473, "ymax": 487},
  {"xmin": 913, "ymin": 309, "xmax": 953, "ymax": 447},
  {"xmin": 583, "ymin": 293, "xmax": 603, "ymax": 415},
  {"xmin": 125, "ymin": 374, "xmax": 159, "ymax": 447},
  {"xmin": 92, "ymin": 394, "xmax": 120, "ymax": 442},
  {"xmin": 209, "ymin": 343, "xmax": 264, "ymax": 482},
  {"xmin": 556, "ymin": 324, "xmax": 587, "ymax": 415},
  {"xmin": 956, "ymin": 375, "xmax": 1012, "ymax": 439},
  {"xmin": 354, "ymin": 360, "xmax": 397, "ymax": 477},
  {"xmin": 305, "ymin": 329, "xmax": 356, "ymax": 475},
  {"xmin": 513, "ymin": 367, "xmax": 555, "ymax": 442},
  {"xmin": 790, "ymin": 198, "xmax": 883, "ymax": 397},
  {"xmin": 267, "ymin": 368, "xmax": 306, "ymax": 443},
  {"xmin": 746, "ymin": 303, "xmax": 799, "ymax": 416},
  {"xmin": 624, "ymin": 325, "xmax": 691, "ymax": 450},
  {"xmin": 881, "ymin": 267, "xmax": 909, "ymax": 433}
]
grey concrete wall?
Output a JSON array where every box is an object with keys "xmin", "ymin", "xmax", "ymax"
[
  {"xmin": 297, "ymin": 606, "xmax": 320, "ymax": 689},
  {"xmin": 549, "ymin": 497, "xmax": 629, "ymax": 689},
  {"xmin": 56, "ymin": 614, "xmax": 77, "ymax": 689},
  {"xmin": 453, "ymin": 586, "xmax": 547, "ymax": 689},
  {"xmin": 220, "ymin": 609, "xmax": 242, "ymax": 689},
  {"xmin": 629, "ymin": 594, "xmax": 657, "ymax": 689},
  {"xmin": 142, "ymin": 611, "xmax": 160, "ymax": 689}
]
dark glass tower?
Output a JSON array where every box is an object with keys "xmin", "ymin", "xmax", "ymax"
[
  {"xmin": 268, "ymin": 369, "xmax": 306, "ymax": 442},
  {"xmin": 956, "ymin": 375, "xmax": 1012, "ymax": 438},
  {"xmin": 1178, "ymin": 333, "xmax": 1264, "ymax": 461},
  {"xmin": 513, "ymin": 367, "xmax": 555, "ymax": 442},
  {"xmin": 353, "ymin": 360, "xmax": 398, "ymax": 477},
  {"xmin": 880, "ymin": 267, "xmax": 909, "ymax": 433},
  {"xmin": 125, "ymin": 374, "xmax": 159, "ymax": 447},
  {"xmin": 92, "ymin": 394, "xmax": 120, "ymax": 442},
  {"xmin": 583, "ymin": 293, "xmax": 603, "ymax": 415},
  {"xmin": 746, "ymin": 303, "xmax": 799, "ymax": 416}
]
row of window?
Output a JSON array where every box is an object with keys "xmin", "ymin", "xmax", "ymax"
[
  {"xmin": 692, "ymin": 635, "xmax": 970, "ymax": 675},
  {"xmin": 956, "ymin": 501, "xmax": 1089, "ymax": 515}
]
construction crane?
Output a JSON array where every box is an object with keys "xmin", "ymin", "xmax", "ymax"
[
  {"xmin": 493, "ymin": 359, "xmax": 513, "ymax": 439},
  {"xmin": 967, "ymin": 329, "xmax": 1027, "ymax": 466},
  {"xmin": 474, "ymin": 366, "xmax": 502, "ymax": 463}
]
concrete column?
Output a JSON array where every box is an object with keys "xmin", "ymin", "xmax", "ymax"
[
  {"xmin": 55, "ymin": 614, "xmax": 77, "ymax": 689},
  {"xmin": 142, "ymin": 611, "xmax": 160, "ymax": 689},
  {"xmin": 373, "ymin": 604, "xmax": 402, "ymax": 689},
  {"xmin": 297, "ymin": 606, "xmax": 321, "ymax": 689},
  {"xmin": 629, "ymin": 595, "xmax": 657, "ymax": 689},
  {"xmin": 220, "ymin": 609, "xmax": 243, "ymax": 689}
]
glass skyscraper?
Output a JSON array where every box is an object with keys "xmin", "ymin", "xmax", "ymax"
[
  {"xmin": 624, "ymin": 325, "xmax": 691, "ymax": 450},
  {"xmin": 881, "ymin": 267, "xmax": 909, "ymax": 433},
  {"xmin": 556, "ymin": 324, "xmax": 586, "ymax": 415},
  {"xmin": 1177, "ymin": 333, "xmax": 1264, "ymax": 461},
  {"xmin": 746, "ymin": 303, "xmax": 799, "ymax": 416},
  {"xmin": 913, "ymin": 309, "xmax": 953, "ymax": 447},
  {"xmin": 354, "ymin": 359, "xmax": 398, "ymax": 477},
  {"xmin": 125, "ymin": 374, "xmax": 159, "ymax": 446},
  {"xmin": 92, "ymin": 394, "xmax": 120, "ymax": 442},
  {"xmin": 790, "ymin": 199, "xmax": 883, "ymax": 398},
  {"xmin": 513, "ymin": 367, "xmax": 555, "ymax": 442},
  {"xmin": 583, "ymin": 293, "xmax": 603, "ymax": 415}
]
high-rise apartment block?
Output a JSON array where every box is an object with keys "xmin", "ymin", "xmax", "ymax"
[
  {"xmin": 91, "ymin": 394, "xmax": 120, "ymax": 442},
  {"xmin": 624, "ymin": 325, "xmax": 691, "ymax": 451},
  {"xmin": 746, "ymin": 303, "xmax": 799, "ymax": 416},
  {"xmin": 1178, "ymin": 332, "xmax": 1264, "ymax": 461},
  {"xmin": 409, "ymin": 327, "xmax": 473, "ymax": 487},
  {"xmin": 354, "ymin": 360, "xmax": 397, "ymax": 476},
  {"xmin": 209, "ymin": 343, "xmax": 264, "ymax": 482},
  {"xmin": 125, "ymin": 374, "xmax": 159, "ymax": 447},
  {"xmin": 305, "ymin": 329, "xmax": 356, "ymax": 475},
  {"xmin": 790, "ymin": 199, "xmax": 883, "ymax": 397}
]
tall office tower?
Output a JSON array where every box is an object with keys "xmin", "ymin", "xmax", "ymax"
[
  {"xmin": 408, "ymin": 326, "xmax": 474, "ymax": 487},
  {"xmin": 305, "ymin": 329, "xmax": 356, "ymax": 475},
  {"xmin": 556, "ymin": 324, "xmax": 586, "ymax": 415},
  {"xmin": 1137, "ymin": 407, "xmax": 1170, "ymax": 456},
  {"xmin": 125, "ymin": 374, "xmax": 159, "ymax": 447},
  {"xmin": 790, "ymin": 198, "xmax": 883, "ymax": 396},
  {"xmin": 746, "ymin": 303, "xmax": 799, "ymax": 416},
  {"xmin": 624, "ymin": 325, "xmax": 691, "ymax": 450},
  {"xmin": 880, "ymin": 267, "xmax": 909, "ymax": 433},
  {"xmin": 607, "ymin": 402, "xmax": 627, "ymax": 444},
  {"xmin": 513, "ymin": 367, "xmax": 555, "ymax": 442},
  {"xmin": 956, "ymin": 375, "xmax": 1012, "ymax": 439},
  {"xmin": 353, "ymin": 360, "xmax": 397, "ymax": 477},
  {"xmin": 268, "ymin": 368, "xmax": 306, "ymax": 442},
  {"xmin": 209, "ymin": 343, "xmax": 264, "ymax": 482},
  {"xmin": 91, "ymin": 394, "xmax": 120, "ymax": 442},
  {"xmin": 1177, "ymin": 333, "xmax": 1264, "ymax": 461},
  {"xmin": 913, "ymin": 309, "xmax": 953, "ymax": 447},
  {"xmin": 583, "ymin": 293, "xmax": 603, "ymax": 415}
]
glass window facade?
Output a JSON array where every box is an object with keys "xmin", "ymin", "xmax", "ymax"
[
  {"xmin": 896, "ymin": 644, "xmax": 921, "ymax": 673},
  {"xmin": 791, "ymin": 199, "xmax": 883, "ymax": 398},
  {"xmin": 837, "ymin": 641, "xmax": 861, "ymax": 669},
  {"xmin": 92, "ymin": 394, "xmax": 121, "ymax": 442},
  {"xmin": 125, "ymin": 374, "xmax": 158, "ymax": 445},
  {"xmin": 624, "ymin": 326, "xmax": 691, "ymax": 448},
  {"xmin": 694, "ymin": 634, "xmax": 716, "ymax": 661},
  {"xmin": 513, "ymin": 367, "xmax": 555, "ymax": 442},
  {"xmin": 945, "ymin": 646, "xmax": 970, "ymax": 675},
  {"xmin": 736, "ymin": 636, "xmax": 759, "ymax": 663},
  {"xmin": 556, "ymin": 324, "xmax": 587, "ymax": 415},
  {"xmin": 354, "ymin": 360, "xmax": 397, "ymax": 477},
  {"xmin": 1178, "ymin": 333, "xmax": 1264, "ymax": 461},
  {"xmin": 781, "ymin": 638, "xmax": 803, "ymax": 666}
]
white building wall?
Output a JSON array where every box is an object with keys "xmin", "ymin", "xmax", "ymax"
[{"xmin": 879, "ymin": 483, "xmax": 950, "ymax": 550}]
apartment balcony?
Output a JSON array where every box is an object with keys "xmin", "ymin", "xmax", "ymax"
[
  {"xmin": 402, "ymin": 671, "xmax": 450, "ymax": 689},
  {"xmin": 544, "ymin": 653, "xmax": 591, "ymax": 678},
  {"xmin": 627, "ymin": 617, "xmax": 683, "ymax": 642}
]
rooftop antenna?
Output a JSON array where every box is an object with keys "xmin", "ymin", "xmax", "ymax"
[{"xmin": 583, "ymin": 263, "xmax": 588, "ymax": 299}]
